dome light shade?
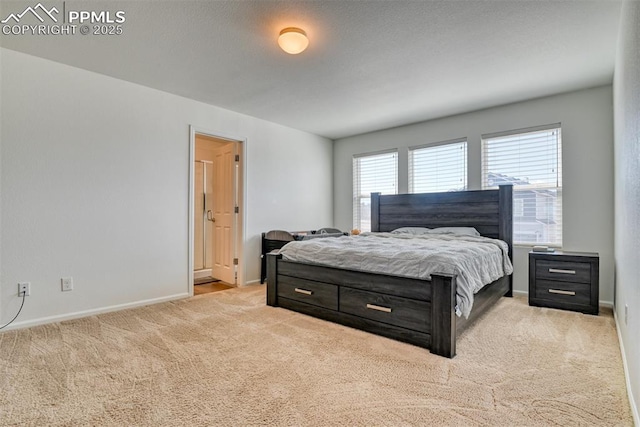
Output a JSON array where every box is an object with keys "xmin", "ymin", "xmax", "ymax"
[{"xmin": 278, "ymin": 27, "xmax": 309, "ymax": 54}]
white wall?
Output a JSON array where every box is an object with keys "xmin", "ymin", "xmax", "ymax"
[
  {"xmin": 0, "ymin": 48, "xmax": 333, "ymax": 327},
  {"xmin": 334, "ymin": 86, "xmax": 615, "ymax": 303},
  {"xmin": 613, "ymin": 0, "xmax": 640, "ymax": 421},
  {"xmin": 0, "ymin": 48, "xmax": 3, "ymax": 325}
]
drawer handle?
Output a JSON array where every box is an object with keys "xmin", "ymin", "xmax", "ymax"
[
  {"xmin": 294, "ymin": 288, "xmax": 313, "ymax": 296},
  {"xmin": 366, "ymin": 303, "xmax": 392, "ymax": 313},
  {"xmin": 549, "ymin": 289, "xmax": 576, "ymax": 296},
  {"xmin": 548, "ymin": 268, "xmax": 576, "ymax": 275}
]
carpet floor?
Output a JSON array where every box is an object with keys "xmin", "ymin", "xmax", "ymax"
[{"xmin": 0, "ymin": 286, "xmax": 632, "ymax": 426}]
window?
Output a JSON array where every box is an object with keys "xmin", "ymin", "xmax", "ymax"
[
  {"xmin": 482, "ymin": 124, "xmax": 562, "ymax": 246},
  {"xmin": 409, "ymin": 139, "xmax": 467, "ymax": 193},
  {"xmin": 353, "ymin": 151, "xmax": 397, "ymax": 232},
  {"xmin": 514, "ymin": 198, "xmax": 524, "ymax": 217}
]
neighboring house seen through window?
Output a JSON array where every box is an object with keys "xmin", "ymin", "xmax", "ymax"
[
  {"xmin": 409, "ymin": 139, "xmax": 467, "ymax": 193},
  {"xmin": 353, "ymin": 151, "xmax": 397, "ymax": 232},
  {"xmin": 482, "ymin": 124, "xmax": 563, "ymax": 246}
]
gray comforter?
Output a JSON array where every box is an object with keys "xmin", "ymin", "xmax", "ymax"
[{"xmin": 278, "ymin": 232, "xmax": 513, "ymax": 318}]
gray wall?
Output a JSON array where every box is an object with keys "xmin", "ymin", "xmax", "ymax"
[
  {"xmin": 613, "ymin": 0, "xmax": 640, "ymax": 420},
  {"xmin": 0, "ymin": 48, "xmax": 333, "ymax": 328},
  {"xmin": 334, "ymin": 86, "xmax": 614, "ymax": 303}
]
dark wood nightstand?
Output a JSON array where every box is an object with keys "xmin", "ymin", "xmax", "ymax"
[{"xmin": 529, "ymin": 251, "xmax": 599, "ymax": 315}]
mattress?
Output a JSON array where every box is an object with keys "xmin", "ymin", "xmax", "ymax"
[{"xmin": 278, "ymin": 232, "xmax": 513, "ymax": 318}]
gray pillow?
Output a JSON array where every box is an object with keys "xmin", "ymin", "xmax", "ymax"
[
  {"xmin": 390, "ymin": 227, "xmax": 431, "ymax": 235},
  {"xmin": 428, "ymin": 227, "xmax": 480, "ymax": 237}
]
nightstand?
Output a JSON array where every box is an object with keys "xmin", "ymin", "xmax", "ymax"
[{"xmin": 529, "ymin": 251, "xmax": 599, "ymax": 315}]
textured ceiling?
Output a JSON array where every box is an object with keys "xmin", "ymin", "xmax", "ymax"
[{"xmin": 0, "ymin": 0, "xmax": 623, "ymax": 139}]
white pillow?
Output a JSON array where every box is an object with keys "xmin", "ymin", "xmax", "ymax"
[
  {"xmin": 428, "ymin": 227, "xmax": 480, "ymax": 237},
  {"xmin": 390, "ymin": 227, "xmax": 431, "ymax": 235}
]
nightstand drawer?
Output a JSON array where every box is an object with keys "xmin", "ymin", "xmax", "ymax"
[
  {"xmin": 534, "ymin": 279, "xmax": 591, "ymax": 306},
  {"xmin": 278, "ymin": 277, "xmax": 338, "ymax": 310},
  {"xmin": 536, "ymin": 260, "xmax": 591, "ymax": 284}
]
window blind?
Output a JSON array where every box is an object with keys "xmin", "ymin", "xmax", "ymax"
[
  {"xmin": 482, "ymin": 124, "xmax": 562, "ymax": 246},
  {"xmin": 409, "ymin": 139, "xmax": 467, "ymax": 193},
  {"xmin": 353, "ymin": 151, "xmax": 397, "ymax": 232}
]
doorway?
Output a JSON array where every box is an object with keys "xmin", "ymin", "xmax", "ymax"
[{"xmin": 190, "ymin": 129, "xmax": 243, "ymax": 295}]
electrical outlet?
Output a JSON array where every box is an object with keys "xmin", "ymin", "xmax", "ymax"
[
  {"xmin": 18, "ymin": 282, "xmax": 30, "ymax": 296},
  {"xmin": 625, "ymin": 304, "xmax": 628, "ymax": 325},
  {"xmin": 61, "ymin": 277, "xmax": 73, "ymax": 292}
]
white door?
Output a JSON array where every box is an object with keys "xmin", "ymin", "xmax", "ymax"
[
  {"xmin": 211, "ymin": 143, "xmax": 237, "ymax": 284},
  {"xmin": 203, "ymin": 163, "xmax": 214, "ymax": 270},
  {"xmin": 194, "ymin": 161, "xmax": 205, "ymax": 270}
]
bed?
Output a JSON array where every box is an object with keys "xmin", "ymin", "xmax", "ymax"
[{"xmin": 266, "ymin": 185, "xmax": 513, "ymax": 358}]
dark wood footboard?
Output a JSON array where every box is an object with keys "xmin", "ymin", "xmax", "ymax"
[{"xmin": 430, "ymin": 273, "xmax": 456, "ymax": 357}]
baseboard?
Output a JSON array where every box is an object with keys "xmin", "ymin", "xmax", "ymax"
[
  {"xmin": 243, "ymin": 279, "xmax": 261, "ymax": 286},
  {"xmin": 2, "ymin": 292, "xmax": 190, "ymax": 332},
  {"xmin": 613, "ymin": 308, "xmax": 640, "ymax": 425},
  {"xmin": 600, "ymin": 300, "xmax": 614, "ymax": 309}
]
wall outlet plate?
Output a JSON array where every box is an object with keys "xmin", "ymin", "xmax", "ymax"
[
  {"xmin": 625, "ymin": 304, "xmax": 628, "ymax": 325},
  {"xmin": 18, "ymin": 282, "xmax": 30, "ymax": 296},
  {"xmin": 61, "ymin": 277, "xmax": 73, "ymax": 292}
]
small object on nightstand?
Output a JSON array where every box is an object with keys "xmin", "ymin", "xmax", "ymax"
[
  {"xmin": 532, "ymin": 245, "xmax": 555, "ymax": 253},
  {"xmin": 529, "ymin": 250, "xmax": 599, "ymax": 315}
]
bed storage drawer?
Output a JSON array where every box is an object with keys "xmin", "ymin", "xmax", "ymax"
[
  {"xmin": 278, "ymin": 276, "xmax": 338, "ymax": 310},
  {"xmin": 339, "ymin": 287, "xmax": 429, "ymax": 332}
]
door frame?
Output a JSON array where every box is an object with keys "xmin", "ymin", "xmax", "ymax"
[{"xmin": 188, "ymin": 125, "xmax": 246, "ymax": 296}]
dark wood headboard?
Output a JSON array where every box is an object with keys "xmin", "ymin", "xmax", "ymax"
[{"xmin": 371, "ymin": 185, "xmax": 513, "ymax": 258}]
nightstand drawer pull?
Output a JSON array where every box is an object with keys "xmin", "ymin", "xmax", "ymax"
[
  {"xmin": 549, "ymin": 289, "xmax": 576, "ymax": 296},
  {"xmin": 294, "ymin": 288, "xmax": 313, "ymax": 296},
  {"xmin": 548, "ymin": 268, "xmax": 576, "ymax": 275},
  {"xmin": 366, "ymin": 303, "xmax": 392, "ymax": 313}
]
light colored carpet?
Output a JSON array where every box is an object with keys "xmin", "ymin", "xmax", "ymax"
[{"xmin": 0, "ymin": 286, "xmax": 632, "ymax": 426}]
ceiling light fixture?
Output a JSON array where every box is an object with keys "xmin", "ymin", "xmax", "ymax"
[{"xmin": 278, "ymin": 27, "xmax": 309, "ymax": 54}]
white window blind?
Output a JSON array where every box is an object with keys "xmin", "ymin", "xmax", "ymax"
[
  {"xmin": 482, "ymin": 124, "xmax": 562, "ymax": 246},
  {"xmin": 409, "ymin": 139, "xmax": 467, "ymax": 193},
  {"xmin": 353, "ymin": 151, "xmax": 397, "ymax": 232}
]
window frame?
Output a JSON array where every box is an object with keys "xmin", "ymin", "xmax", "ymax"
[
  {"xmin": 481, "ymin": 123, "xmax": 563, "ymax": 247},
  {"xmin": 352, "ymin": 149, "xmax": 398, "ymax": 232},
  {"xmin": 408, "ymin": 137, "xmax": 468, "ymax": 194}
]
